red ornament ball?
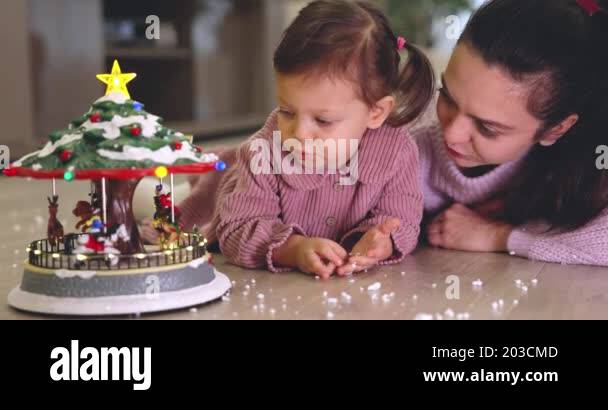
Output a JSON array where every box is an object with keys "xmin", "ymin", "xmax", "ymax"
[
  {"xmin": 89, "ymin": 113, "xmax": 101, "ymax": 123},
  {"xmin": 195, "ymin": 145, "xmax": 203, "ymax": 153},
  {"xmin": 3, "ymin": 168, "xmax": 17, "ymax": 177},
  {"xmin": 59, "ymin": 150, "xmax": 73, "ymax": 162},
  {"xmin": 172, "ymin": 141, "xmax": 183, "ymax": 151},
  {"xmin": 130, "ymin": 126, "xmax": 142, "ymax": 137}
]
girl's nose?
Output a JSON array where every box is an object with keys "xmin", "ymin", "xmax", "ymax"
[{"xmin": 292, "ymin": 121, "xmax": 313, "ymax": 142}]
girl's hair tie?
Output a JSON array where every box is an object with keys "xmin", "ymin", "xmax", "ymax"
[
  {"xmin": 577, "ymin": 0, "xmax": 602, "ymax": 16},
  {"xmin": 397, "ymin": 36, "xmax": 407, "ymax": 51}
]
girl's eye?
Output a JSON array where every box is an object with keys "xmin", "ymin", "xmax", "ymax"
[
  {"xmin": 279, "ymin": 109, "xmax": 294, "ymax": 117},
  {"xmin": 316, "ymin": 118, "xmax": 333, "ymax": 126}
]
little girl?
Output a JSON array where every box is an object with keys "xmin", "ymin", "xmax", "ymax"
[{"xmin": 171, "ymin": 0, "xmax": 435, "ymax": 279}]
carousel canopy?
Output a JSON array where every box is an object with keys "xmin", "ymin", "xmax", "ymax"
[{"xmin": 3, "ymin": 60, "xmax": 225, "ymax": 181}]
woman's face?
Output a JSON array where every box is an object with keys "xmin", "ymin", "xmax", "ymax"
[{"xmin": 437, "ymin": 43, "xmax": 543, "ymax": 168}]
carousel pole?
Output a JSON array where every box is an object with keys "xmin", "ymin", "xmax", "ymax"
[
  {"xmin": 101, "ymin": 177, "xmax": 107, "ymax": 233},
  {"xmin": 170, "ymin": 173, "xmax": 175, "ymax": 224},
  {"xmin": 52, "ymin": 178, "xmax": 57, "ymax": 197}
]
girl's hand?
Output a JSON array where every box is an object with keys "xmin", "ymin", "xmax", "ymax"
[
  {"xmin": 426, "ymin": 204, "xmax": 513, "ymax": 252},
  {"xmin": 295, "ymin": 238, "xmax": 348, "ymax": 280},
  {"xmin": 139, "ymin": 217, "xmax": 160, "ymax": 245},
  {"xmin": 336, "ymin": 218, "xmax": 401, "ymax": 276},
  {"xmin": 272, "ymin": 235, "xmax": 348, "ymax": 280}
]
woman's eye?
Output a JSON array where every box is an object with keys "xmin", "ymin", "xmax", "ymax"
[
  {"xmin": 438, "ymin": 88, "xmax": 455, "ymax": 105},
  {"xmin": 477, "ymin": 123, "xmax": 499, "ymax": 139}
]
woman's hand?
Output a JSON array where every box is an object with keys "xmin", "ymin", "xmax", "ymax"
[
  {"xmin": 336, "ymin": 218, "xmax": 400, "ymax": 276},
  {"xmin": 426, "ymin": 204, "xmax": 513, "ymax": 252},
  {"xmin": 473, "ymin": 196, "xmax": 506, "ymax": 219}
]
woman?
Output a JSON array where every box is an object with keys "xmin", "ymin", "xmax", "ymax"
[
  {"xmin": 153, "ymin": 0, "xmax": 608, "ymax": 267},
  {"xmin": 418, "ymin": 0, "xmax": 608, "ymax": 266}
]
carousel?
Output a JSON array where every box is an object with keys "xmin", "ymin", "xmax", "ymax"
[{"xmin": 3, "ymin": 60, "xmax": 231, "ymax": 316}]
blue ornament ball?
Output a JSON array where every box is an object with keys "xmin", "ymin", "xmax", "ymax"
[{"xmin": 215, "ymin": 161, "xmax": 227, "ymax": 172}]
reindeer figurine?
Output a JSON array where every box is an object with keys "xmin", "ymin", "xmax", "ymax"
[{"xmin": 47, "ymin": 195, "xmax": 64, "ymax": 249}]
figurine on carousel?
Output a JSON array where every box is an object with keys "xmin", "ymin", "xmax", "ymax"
[
  {"xmin": 47, "ymin": 195, "xmax": 65, "ymax": 250},
  {"xmin": 153, "ymin": 184, "xmax": 183, "ymax": 250}
]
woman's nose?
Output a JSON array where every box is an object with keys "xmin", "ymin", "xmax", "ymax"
[{"xmin": 443, "ymin": 114, "xmax": 471, "ymax": 146}]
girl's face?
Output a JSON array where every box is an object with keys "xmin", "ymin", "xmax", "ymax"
[
  {"xmin": 275, "ymin": 72, "xmax": 390, "ymax": 166},
  {"xmin": 437, "ymin": 44, "xmax": 543, "ymax": 168}
]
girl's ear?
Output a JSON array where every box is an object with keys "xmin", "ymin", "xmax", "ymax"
[
  {"xmin": 367, "ymin": 96, "xmax": 396, "ymax": 129},
  {"xmin": 539, "ymin": 113, "xmax": 579, "ymax": 147}
]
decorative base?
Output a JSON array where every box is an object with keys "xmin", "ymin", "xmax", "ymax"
[{"xmin": 8, "ymin": 258, "xmax": 231, "ymax": 316}]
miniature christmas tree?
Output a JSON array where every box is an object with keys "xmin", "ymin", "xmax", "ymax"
[{"xmin": 4, "ymin": 60, "xmax": 224, "ymax": 255}]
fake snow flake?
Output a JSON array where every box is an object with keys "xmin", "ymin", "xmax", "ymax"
[
  {"xmin": 367, "ymin": 282, "xmax": 382, "ymax": 292},
  {"xmin": 189, "ymin": 308, "xmax": 198, "ymax": 313},
  {"xmin": 327, "ymin": 312, "xmax": 335, "ymax": 320},
  {"xmin": 515, "ymin": 279, "xmax": 523, "ymax": 288},
  {"xmin": 327, "ymin": 298, "xmax": 339, "ymax": 308},
  {"xmin": 444, "ymin": 309, "xmax": 455, "ymax": 319},
  {"xmin": 531, "ymin": 279, "xmax": 539, "ymax": 287},
  {"xmin": 472, "ymin": 279, "xmax": 483, "ymax": 289},
  {"xmin": 382, "ymin": 294, "xmax": 394, "ymax": 304},
  {"xmin": 432, "ymin": 283, "xmax": 438, "ymax": 289},
  {"xmin": 187, "ymin": 256, "xmax": 208, "ymax": 269},
  {"xmin": 415, "ymin": 313, "xmax": 434, "ymax": 321},
  {"xmin": 341, "ymin": 292, "xmax": 352, "ymax": 304},
  {"xmin": 55, "ymin": 269, "xmax": 97, "ymax": 279}
]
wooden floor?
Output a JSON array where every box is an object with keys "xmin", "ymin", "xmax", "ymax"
[{"xmin": 2, "ymin": 176, "xmax": 608, "ymax": 320}]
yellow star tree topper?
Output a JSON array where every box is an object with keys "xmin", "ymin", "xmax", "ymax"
[{"xmin": 96, "ymin": 60, "xmax": 137, "ymax": 99}]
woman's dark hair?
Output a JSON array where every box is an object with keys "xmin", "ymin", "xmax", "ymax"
[
  {"xmin": 273, "ymin": 0, "xmax": 435, "ymax": 127},
  {"xmin": 460, "ymin": 0, "xmax": 608, "ymax": 231}
]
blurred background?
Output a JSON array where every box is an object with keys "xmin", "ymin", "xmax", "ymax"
[{"xmin": 0, "ymin": 0, "xmax": 482, "ymax": 160}]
